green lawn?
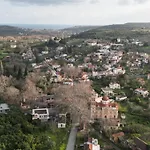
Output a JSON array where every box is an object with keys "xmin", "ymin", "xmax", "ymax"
[{"xmin": 44, "ymin": 126, "xmax": 70, "ymax": 150}]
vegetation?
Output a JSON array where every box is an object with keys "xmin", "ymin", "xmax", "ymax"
[{"xmin": 0, "ymin": 104, "xmax": 69, "ymax": 150}]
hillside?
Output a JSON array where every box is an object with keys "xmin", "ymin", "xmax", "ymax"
[
  {"xmin": 61, "ymin": 25, "xmax": 100, "ymax": 34},
  {"xmin": 0, "ymin": 25, "xmax": 28, "ymax": 36},
  {"xmin": 73, "ymin": 22, "xmax": 150, "ymax": 41},
  {"xmin": 125, "ymin": 22, "xmax": 150, "ymax": 28},
  {"xmin": 0, "ymin": 25, "xmax": 61, "ymax": 36}
]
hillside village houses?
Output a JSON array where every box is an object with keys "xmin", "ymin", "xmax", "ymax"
[
  {"xmin": 84, "ymin": 138, "xmax": 100, "ymax": 150},
  {"xmin": 32, "ymin": 108, "xmax": 50, "ymax": 121},
  {"xmin": 135, "ymin": 88, "xmax": 149, "ymax": 97},
  {"xmin": 109, "ymin": 83, "xmax": 121, "ymax": 89},
  {"xmin": 10, "ymin": 44, "xmax": 17, "ymax": 49}
]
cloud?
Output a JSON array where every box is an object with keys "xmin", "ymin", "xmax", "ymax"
[
  {"xmin": 118, "ymin": 0, "xmax": 149, "ymax": 5},
  {"xmin": 5, "ymin": 0, "xmax": 87, "ymax": 5}
]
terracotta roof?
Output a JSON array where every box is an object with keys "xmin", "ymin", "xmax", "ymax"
[
  {"xmin": 112, "ymin": 132, "xmax": 124, "ymax": 138},
  {"xmin": 96, "ymin": 102, "xmax": 118, "ymax": 108},
  {"xmin": 102, "ymin": 96, "xmax": 109, "ymax": 101}
]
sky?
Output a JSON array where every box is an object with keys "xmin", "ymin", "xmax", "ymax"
[{"xmin": 0, "ymin": 0, "xmax": 150, "ymax": 25}]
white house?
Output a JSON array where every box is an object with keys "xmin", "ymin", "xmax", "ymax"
[
  {"xmin": 113, "ymin": 67, "xmax": 125, "ymax": 75},
  {"xmin": 109, "ymin": 83, "xmax": 121, "ymax": 89},
  {"xmin": 135, "ymin": 88, "xmax": 149, "ymax": 97},
  {"xmin": 147, "ymin": 74, "xmax": 150, "ymax": 80},
  {"xmin": 84, "ymin": 138, "xmax": 100, "ymax": 150},
  {"xmin": 10, "ymin": 44, "xmax": 17, "ymax": 48},
  {"xmin": 116, "ymin": 96, "xmax": 127, "ymax": 101},
  {"xmin": 58, "ymin": 114, "xmax": 66, "ymax": 128},
  {"xmin": 41, "ymin": 51, "xmax": 49, "ymax": 55},
  {"xmin": 101, "ymin": 87, "xmax": 114, "ymax": 95},
  {"xmin": 0, "ymin": 103, "xmax": 10, "ymax": 114},
  {"xmin": 32, "ymin": 108, "xmax": 49, "ymax": 121}
]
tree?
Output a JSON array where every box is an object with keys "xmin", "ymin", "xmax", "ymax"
[
  {"xmin": 17, "ymin": 67, "xmax": 22, "ymax": 80},
  {"xmin": 22, "ymin": 78, "xmax": 42, "ymax": 101},
  {"xmin": 63, "ymin": 66, "xmax": 81, "ymax": 80},
  {"xmin": 13, "ymin": 65, "xmax": 17, "ymax": 77},
  {"xmin": 24, "ymin": 66, "xmax": 28, "ymax": 77},
  {"xmin": 52, "ymin": 82, "xmax": 92, "ymax": 123},
  {"xmin": 59, "ymin": 38, "xmax": 66, "ymax": 45}
]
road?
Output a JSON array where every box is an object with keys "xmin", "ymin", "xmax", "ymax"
[{"xmin": 66, "ymin": 126, "xmax": 77, "ymax": 150}]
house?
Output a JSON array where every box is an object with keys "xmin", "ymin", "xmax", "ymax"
[
  {"xmin": 111, "ymin": 132, "xmax": 125, "ymax": 143},
  {"xmin": 147, "ymin": 74, "xmax": 150, "ymax": 80},
  {"xmin": 32, "ymin": 108, "xmax": 49, "ymax": 121},
  {"xmin": 63, "ymin": 78, "xmax": 73, "ymax": 86},
  {"xmin": 113, "ymin": 66, "xmax": 126, "ymax": 75},
  {"xmin": 41, "ymin": 51, "xmax": 49, "ymax": 55},
  {"xmin": 135, "ymin": 88, "xmax": 149, "ymax": 97},
  {"xmin": 137, "ymin": 78, "xmax": 145, "ymax": 86},
  {"xmin": 81, "ymin": 72, "xmax": 89, "ymax": 82},
  {"xmin": 116, "ymin": 96, "xmax": 127, "ymax": 101},
  {"xmin": 91, "ymin": 96, "xmax": 118, "ymax": 120},
  {"xmin": 101, "ymin": 87, "xmax": 114, "ymax": 95},
  {"xmin": 10, "ymin": 44, "xmax": 17, "ymax": 48},
  {"xmin": 0, "ymin": 103, "xmax": 10, "ymax": 114},
  {"xmin": 121, "ymin": 114, "xmax": 126, "ymax": 119},
  {"xmin": 109, "ymin": 83, "xmax": 121, "ymax": 89},
  {"xmin": 84, "ymin": 137, "xmax": 100, "ymax": 150},
  {"xmin": 58, "ymin": 113, "xmax": 66, "ymax": 128}
]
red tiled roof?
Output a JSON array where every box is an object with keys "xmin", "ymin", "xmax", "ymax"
[
  {"xmin": 102, "ymin": 96, "xmax": 109, "ymax": 101},
  {"xmin": 112, "ymin": 132, "xmax": 124, "ymax": 138}
]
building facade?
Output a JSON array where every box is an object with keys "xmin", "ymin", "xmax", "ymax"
[{"xmin": 91, "ymin": 96, "xmax": 118, "ymax": 120}]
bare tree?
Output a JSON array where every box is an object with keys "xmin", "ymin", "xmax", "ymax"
[
  {"xmin": 2, "ymin": 86, "xmax": 20, "ymax": 104},
  {"xmin": 22, "ymin": 78, "xmax": 42, "ymax": 101},
  {"xmin": 52, "ymin": 82, "xmax": 92, "ymax": 123},
  {"xmin": 63, "ymin": 66, "xmax": 81, "ymax": 79}
]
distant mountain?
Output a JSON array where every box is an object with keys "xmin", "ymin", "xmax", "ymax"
[
  {"xmin": 61, "ymin": 26, "xmax": 100, "ymax": 34},
  {"xmin": 0, "ymin": 25, "xmax": 28, "ymax": 36},
  {"xmin": 0, "ymin": 25, "xmax": 65, "ymax": 36},
  {"xmin": 73, "ymin": 22, "xmax": 150, "ymax": 40},
  {"xmin": 125, "ymin": 22, "xmax": 150, "ymax": 28}
]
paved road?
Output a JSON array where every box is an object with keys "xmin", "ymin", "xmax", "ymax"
[{"xmin": 66, "ymin": 126, "xmax": 77, "ymax": 150}]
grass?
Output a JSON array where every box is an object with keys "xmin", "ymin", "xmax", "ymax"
[
  {"xmin": 125, "ymin": 113, "xmax": 150, "ymax": 130},
  {"xmin": 41, "ymin": 125, "xmax": 70, "ymax": 150},
  {"xmin": 0, "ymin": 51, "xmax": 8, "ymax": 59},
  {"xmin": 76, "ymin": 132, "xmax": 84, "ymax": 149},
  {"xmin": 118, "ymin": 103, "xmax": 128, "ymax": 113}
]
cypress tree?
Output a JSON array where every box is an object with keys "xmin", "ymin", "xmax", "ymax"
[
  {"xmin": 24, "ymin": 66, "xmax": 28, "ymax": 77},
  {"xmin": 17, "ymin": 67, "xmax": 22, "ymax": 80}
]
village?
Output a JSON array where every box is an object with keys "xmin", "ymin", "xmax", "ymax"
[{"xmin": 0, "ymin": 33, "xmax": 150, "ymax": 150}]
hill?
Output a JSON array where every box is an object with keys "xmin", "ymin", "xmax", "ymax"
[
  {"xmin": 61, "ymin": 25, "xmax": 100, "ymax": 34},
  {"xmin": 73, "ymin": 22, "xmax": 150, "ymax": 41},
  {"xmin": 0, "ymin": 25, "xmax": 29, "ymax": 36},
  {"xmin": 125, "ymin": 22, "xmax": 150, "ymax": 28}
]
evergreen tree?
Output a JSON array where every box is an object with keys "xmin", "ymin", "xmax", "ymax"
[
  {"xmin": 17, "ymin": 67, "xmax": 22, "ymax": 80},
  {"xmin": 24, "ymin": 66, "xmax": 28, "ymax": 77},
  {"xmin": 13, "ymin": 65, "xmax": 17, "ymax": 73}
]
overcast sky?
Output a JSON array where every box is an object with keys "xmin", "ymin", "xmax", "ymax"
[{"xmin": 0, "ymin": 0, "xmax": 150, "ymax": 25}]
